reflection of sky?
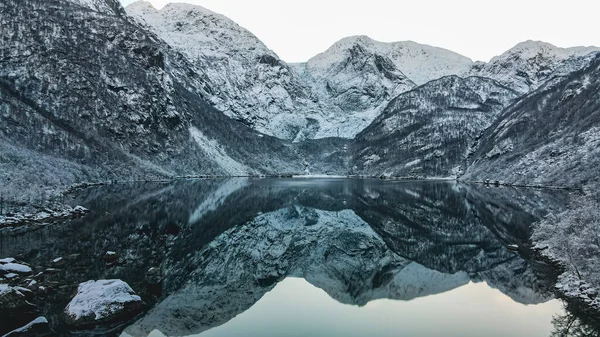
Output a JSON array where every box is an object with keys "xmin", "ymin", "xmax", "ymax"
[{"xmin": 144, "ymin": 277, "xmax": 563, "ymax": 337}]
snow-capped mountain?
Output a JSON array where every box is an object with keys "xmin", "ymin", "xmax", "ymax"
[
  {"xmin": 465, "ymin": 53, "xmax": 600, "ymax": 188},
  {"xmin": 126, "ymin": 4, "xmax": 468, "ymax": 140},
  {"xmin": 2, "ymin": 0, "xmax": 600, "ymax": 201},
  {"xmin": 298, "ymin": 36, "xmax": 417, "ymax": 138},
  {"xmin": 124, "ymin": 2, "xmax": 599, "ymax": 144},
  {"xmin": 304, "ymin": 35, "xmax": 473, "ymax": 86},
  {"xmin": 468, "ymin": 40, "xmax": 600, "ymax": 94},
  {"xmin": 125, "ymin": 1, "xmax": 326, "ymax": 141}
]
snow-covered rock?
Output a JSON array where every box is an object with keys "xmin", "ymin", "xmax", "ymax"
[
  {"xmin": 2, "ymin": 317, "xmax": 53, "ymax": 337},
  {"xmin": 64, "ymin": 279, "xmax": 143, "ymax": 326},
  {"xmin": 0, "ymin": 263, "xmax": 32, "ymax": 274},
  {"xmin": 68, "ymin": 0, "xmax": 125, "ymax": 16},
  {"xmin": 0, "ymin": 284, "xmax": 35, "ymax": 311}
]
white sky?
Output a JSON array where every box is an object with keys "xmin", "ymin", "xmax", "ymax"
[{"xmin": 119, "ymin": 0, "xmax": 600, "ymax": 63}]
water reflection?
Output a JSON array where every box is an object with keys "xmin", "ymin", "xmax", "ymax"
[
  {"xmin": 0, "ymin": 178, "xmax": 585, "ymax": 336},
  {"xmin": 190, "ymin": 278, "xmax": 562, "ymax": 337}
]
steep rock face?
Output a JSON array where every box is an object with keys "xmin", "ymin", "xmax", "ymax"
[
  {"xmin": 469, "ymin": 41, "xmax": 600, "ymax": 94},
  {"xmin": 0, "ymin": 0, "xmax": 312, "ymax": 201},
  {"xmin": 125, "ymin": 1, "xmax": 323, "ymax": 141},
  {"xmin": 352, "ymin": 76, "xmax": 518, "ymax": 178},
  {"xmin": 465, "ymin": 54, "xmax": 600, "ymax": 188}
]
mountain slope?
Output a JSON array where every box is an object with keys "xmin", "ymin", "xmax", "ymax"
[
  {"xmin": 352, "ymin": 76, "xmax": 518, "ymax": 178},
  {"xmin": 469, "ymin": 40, "xmax": 600, "ymax": 94},
  {"xmin": 465, "ymin": 54, "xmax": 600, "ymax": 188},
  {"xmin": 0, "ymin": 0, "xmax": 313, "ymax": 201},
  {"xmin": 125, "ymin": 1, "xmax": 326, "ymax": 141}
]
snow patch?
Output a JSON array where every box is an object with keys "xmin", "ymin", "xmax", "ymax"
[
  {"xmin": 0, "ymin": 263, "xmax": 32, "ymax": 274},
  {"xmin": 189, "ymin": 126, "xmax": 250, "ymax": 176}
]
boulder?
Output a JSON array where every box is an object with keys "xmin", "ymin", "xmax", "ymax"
[
  {"xmin": 2, "ymin": 317, "xmax": 54, "ymax": 336},
  {"xmin": 0, "ymin": 284, "xmax": 36, "ymax": 312},
  {"xmin": 64, "ymin": 280, "xmax": 143, "ymax": 327}
]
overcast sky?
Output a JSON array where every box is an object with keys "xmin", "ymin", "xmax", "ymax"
[{"xmin": 119, "ymin": 0, "xmax": 600, "ymax": 63}]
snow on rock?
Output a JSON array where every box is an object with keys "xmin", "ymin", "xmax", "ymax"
[
  {"xmin": 2, "ymin": 317, "xmax": 51, "ymax": 337},
  {"xmin": 64, "ymin": 279, "xmax": 143, "ymax": 326},
  {"xmin": 67, "ymin": 0, "xmax": 124, "ymax": 15},
  {"xmin": 0, "ymin": 206, "xmax": 89, "ymax": 228},
  {"xmin": 0, "ymin": 263, "xmax": 32, "ymax": 274},
  {"xmin": 0, "ymin": 284, "xmax": 34, "ymax": 311}
]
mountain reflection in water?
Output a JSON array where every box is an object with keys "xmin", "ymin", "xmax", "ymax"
[{"xmin": 0, "ymin": 178, "xmax": 581, "ymax": 336}]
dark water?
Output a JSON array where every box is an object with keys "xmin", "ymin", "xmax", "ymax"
[{"xmin": 1, "ymin": 178, "xmax": 596, "ymax": 336}]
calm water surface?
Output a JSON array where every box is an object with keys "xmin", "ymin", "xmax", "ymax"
[{"xmin": 1, "ymin": 178, "xmax": 587, "ymax": 336}]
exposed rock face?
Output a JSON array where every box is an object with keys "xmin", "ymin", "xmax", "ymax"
[
  {"xmin": 465, "ymin": 54, "xmax": 600, "ymax": 188},
  {"xmin": 468, "ymin": 40, "xmax": 600, "ymax": 94},
  {"xmin": 64, "ymin": 279, "xmax": 143, "ymax": 326},
  {"xmin": 352, "ymin": 76, "xmax": 518, "ymax": 178}
]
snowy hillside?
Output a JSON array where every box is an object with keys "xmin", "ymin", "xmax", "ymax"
[
  {"xmin": 468, "ymin": 40, "xmax": 600, "ymax": 94},
  {"xmin": 465, "ymin": 53, "xmax": 600, "ymax": 187},
  {"xmin": 352, "ymin": 76, "xmax": 519, "ymax": 178}
]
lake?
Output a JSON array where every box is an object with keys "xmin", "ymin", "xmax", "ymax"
[{"xmin": 0, "ymin": 178, "xmax": 590, "ymax": 336}]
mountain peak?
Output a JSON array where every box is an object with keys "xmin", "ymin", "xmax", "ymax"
[{"xmin": 498, "ymin": 40, "xmax": 599, "ymax": 60}]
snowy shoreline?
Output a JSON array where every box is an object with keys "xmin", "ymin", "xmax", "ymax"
[
  {"xmin": 0, "ymin": 206, "xmax": 89, "ymax": 232},
  {"xmin": 531, "ymin": 195, "xmax": 600, "ymax": 318}
]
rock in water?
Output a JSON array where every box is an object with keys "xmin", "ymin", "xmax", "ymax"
[
  {"xmin": 2, "ymin": 317, "xmax": 54, "ymax": 337},
  {"xmin": 64, "ymin": 280, "xmax": 143, "ymax": 327}
]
